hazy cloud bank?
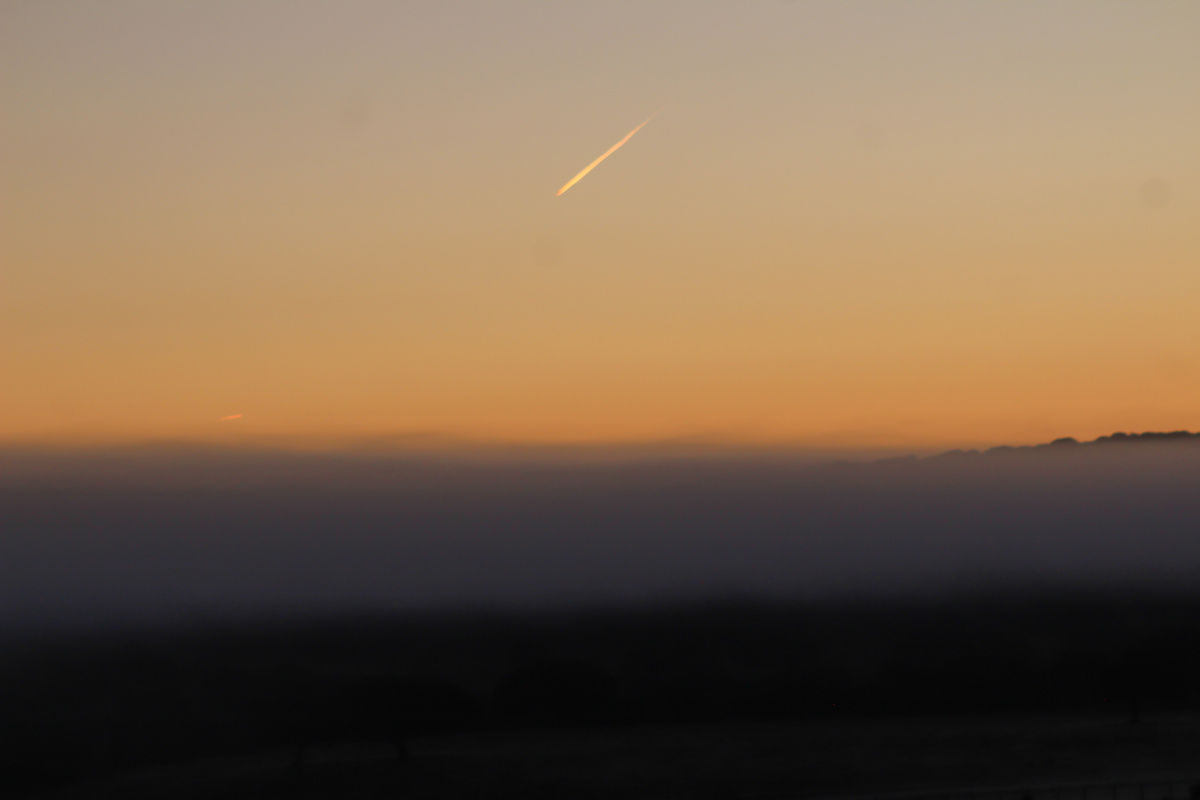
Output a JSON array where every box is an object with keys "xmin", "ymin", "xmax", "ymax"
[{"xmin": 2, "ymin": 434, "xmax": 1199, "ymax": 628}]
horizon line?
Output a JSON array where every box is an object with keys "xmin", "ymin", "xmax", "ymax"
[{"xmin": 1, "ymin": 429, "xmax": 1196, "ymax": 460}]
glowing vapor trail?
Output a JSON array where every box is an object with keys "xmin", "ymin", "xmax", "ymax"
[
  {"xmin": 557, "ymin": 112, "xmax": 657, "ymax": 196},
  {"xmin": 220, "ymin": 414, "xmax": 243, "ymax": 421}
]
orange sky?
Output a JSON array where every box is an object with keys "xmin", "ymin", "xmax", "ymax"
[{"xmin": 2, "ymin": 1, "xmax": 1198, "ymax": 450}]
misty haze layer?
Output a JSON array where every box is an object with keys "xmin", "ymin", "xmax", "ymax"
[{"xmin": 2, "ymin": 438, "xmax": 1199, "ymax": 627}]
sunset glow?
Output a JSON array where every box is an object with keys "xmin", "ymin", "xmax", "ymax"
[{"xmin": 3, "ymin": 2, "xmax": 1198, "ymax": 451}]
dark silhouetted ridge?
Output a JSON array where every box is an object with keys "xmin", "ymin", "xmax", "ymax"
[
  {"xmin": 931, "ymin": 430, "xmax": 1200, "ymax": 461},
  {"xmin": 1092, "ymin": 430, "xmax": 1200, "ymax": 443}
]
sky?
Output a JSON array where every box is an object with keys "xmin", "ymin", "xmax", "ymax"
[{"xmin": 3, "ymin": 1, "xmax": 1199, "ymax": 450}]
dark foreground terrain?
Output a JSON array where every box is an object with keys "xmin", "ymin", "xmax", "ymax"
[
  {"xmin": 5, "ymin": 434, "xmax": 1200, "ymax": 796},
  {"xmin": 6, "ymin": 594, "xmax": 1200, "ymax": 798},
  {"xmin": 37, "ymin": 715, "xmax": 1200, "ymax": 800}
]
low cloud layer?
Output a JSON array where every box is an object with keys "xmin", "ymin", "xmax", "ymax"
[{"xmin": 3, "ymin": 435, "xmax": 1199, "ymax": 629}]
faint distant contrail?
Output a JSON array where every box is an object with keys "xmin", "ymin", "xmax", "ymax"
[
  {"xmin": 220, "ymin": 414, "xmax": 243, "ymax": 421},
  {"xmin": 557, "ymin": 112, "xmax": 657, "ymax": 196}
]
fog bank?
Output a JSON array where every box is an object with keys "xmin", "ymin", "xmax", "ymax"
[{"xmin": 3, "ymin": 435, "xmax": 1199, "ymax": 628}]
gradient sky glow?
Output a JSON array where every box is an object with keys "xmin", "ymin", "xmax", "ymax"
[{"xmin": 3, "ymin": 1, "xmax": 1199, "ymax": 449}]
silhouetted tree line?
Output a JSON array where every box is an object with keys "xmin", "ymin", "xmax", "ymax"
[{"xmin": 5, "ymin": 593, "xmax": 1200, "ymax": 794}]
